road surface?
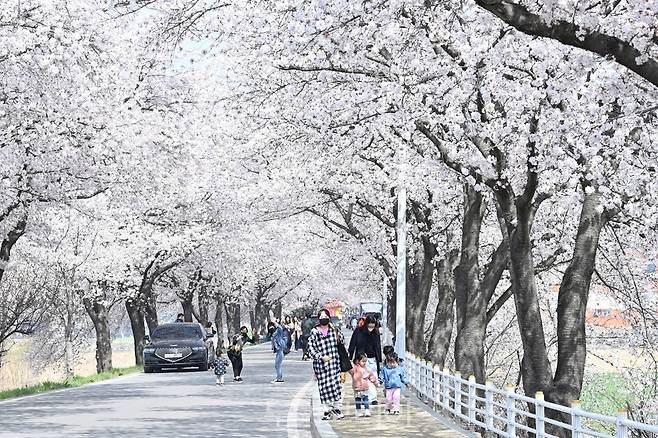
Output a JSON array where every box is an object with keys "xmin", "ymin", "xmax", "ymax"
[{"xmin": 0, "ymin": 344, "xmax": 313, "ymax": 437}]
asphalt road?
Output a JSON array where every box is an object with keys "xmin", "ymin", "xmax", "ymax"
[{"xmin": 0, "ymin": 343, "xmax": 314, "ymax": 438}]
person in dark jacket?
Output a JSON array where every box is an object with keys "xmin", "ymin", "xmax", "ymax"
[
  {"xmin": 348, "ymin": 315, "xmax": 382, "ymax": 404},
  {"xmin": 227, "ymin": 326, "xmax": 257, "ymax": 383}
]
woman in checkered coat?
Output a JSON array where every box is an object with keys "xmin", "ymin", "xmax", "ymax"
[{"xmin": 308, "ymin": 308, "xmax": 344, "ymax": 420}]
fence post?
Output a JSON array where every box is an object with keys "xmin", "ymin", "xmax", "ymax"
[
  {"xmin": 505, "ymin": 384, "xmax": 516, "ymax": 437},
  {"xmin": 454, "ymin": 371, "xmax": 462, "ymax": 416},
  {"xmin": 408, "ymin": 354, "xmax": 415, "ymax": 391},
  {"xmin": 468, "ymin": 375, "xmax": 477, "ymax": 424},
  {"xmin": 535, "ymin": 391, "xmax": 545, "ymax": 438},
  {"xmin": 571, "ymin": 400, "xmax": 582, "ymax": 438},
  {"xmin": 615, "ymin": 408, "xmax": 628, "ymax": 438},
  {"xmin": 433, "ymin": 365, "xmax": 442, "ymax": 407},
  {"xmin": 442, "ymin": 368, "xmax": 450, "ymax": 411},
  {"xmin": 423, "ymin": 360, "xmax": 430, "ymax": 398},
  {"xmin": 485, "ymin": 381, "xmax": 494, "ymax": 432}
]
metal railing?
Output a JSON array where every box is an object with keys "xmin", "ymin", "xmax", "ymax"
[{"xmin": 405, "ymin": 353, "xmax": 658, "ymax": 438}]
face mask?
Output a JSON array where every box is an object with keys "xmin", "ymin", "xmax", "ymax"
[
  {"xmin": 367, "ymin": 326, "xmax": 375, "ymax": 332},
  {"xmin": 319, "ymin": 318, "xmax": 330, "ymax": 326}
]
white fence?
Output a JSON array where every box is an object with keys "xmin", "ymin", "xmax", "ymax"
[{"xmin": 405, "ymin": 353, "xmax": 658, "ymax": 438}]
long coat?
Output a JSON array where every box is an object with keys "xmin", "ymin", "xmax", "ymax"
[{"xmin": 308, "ymin": 326, "xmax": 342, "ymax": 404}]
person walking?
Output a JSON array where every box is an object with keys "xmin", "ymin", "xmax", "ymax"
[
  {"xmin": 379, "ymin": 352, "xmax": 408, "ymax": 415},
  {"xmin": 308, "ymin": 309, "xmax": 344, "ymax": 420},
  {"xmin": 349, "ymin": 353, "xmax": 380, "ymax": 417},
  {"xmin": 301, "ymin": 313, "xmax": 316, "ymax": 360},
  {"xmin": 348, "ymin": 315, "xmax": 382, "ymax": 405},
  {"xmin": 210, "ymin": 351, "xmax": 230, "ymax": 386},
  {"xmin": 227, "ymin": 326, "xmax": 257, "ymax": 383},
  {"xmin": 293, "ymin": 316, "xmax": 303, "ymax": 351},
  {"xmin": 268, "ymin": 320, "xmax": 287, "ymax": 384}
]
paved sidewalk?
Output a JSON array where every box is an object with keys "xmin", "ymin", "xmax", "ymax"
[{"xmin": 327, "ymin": 373, "xmax": 469, "ymax": 437}]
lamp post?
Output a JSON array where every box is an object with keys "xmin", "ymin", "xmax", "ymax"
[
  {"xmin": 395, "ymin": 186, "xmax": 406, "ymax": 359},
  {"xmin": 382, "ymin": 273, "xmax": 391, "ymax": 345}
]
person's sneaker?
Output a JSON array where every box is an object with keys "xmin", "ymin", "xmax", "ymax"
[
  {"xmin": 371, "ymin": 400, "xmax": 379, "ymax": 405},
  {"xmin": 332, "ymin": 409, "xmax": 344, "ymax": 419},
  {"xmin": 215, "ymin": 381, "xmax": 221, "ymax": 386},
  {"xmin": 385, "ymin": 409, "xmax": 391, "ymax": 414},
  {"xmin": 233, "ymin": 377, "xmax": 239, "ymax": 381},
  {"xmin": 321, "ymin": 411, "xmax": 332, "ymax": 420},
  {"xmin": 364, "ymin": 409, "xmax": 371, "ymax": 417},
  {"xmin": 394, "ymin": 411, "xmax": 400, "ymax": 415},
  {"xmin": 235, "ymin": 377, "xmax": 244, "ymax": 383},
  {"xmin": 355, "ymin": 410, "xmax": 362, "ymax": 418},
  {"xmin": 270, "ymin": 379, "xmax": 285, "ymax": 384}
]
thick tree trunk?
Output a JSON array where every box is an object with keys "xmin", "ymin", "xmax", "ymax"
[
  {"xmin": 454, "ymin": 186, "xmax": 487, "ymax": 382},
  {"xmin": 198, "ymin": 283, "xmax": 209, "ymax": 324},
  {"xmin": 84, "ymin": 297, "xmax": 113, "ymax": 373},
  {"xmin": 126, "ymin": 298, "xmax": 146, "ymax": 366},
  {"xmin": 181, "ymin": 296, "xmax": 194, "ymax": 322},
  {"xmin": 225, "ymin": 303, "xmax": 241, "ymax": 334},
  {"xmin": 426, "ymin": 249, "xmax": 459, "ymax": 366},
  {"xmin": 144, "ymin": 290, "xmax": 158, "ymax": 333},
  {"xmin": 406, "ymin": 238, "xmax": 435, "ymax": 356},
  {"xmin": 547, "ymin": 191, "xmax": 609, "ymax": 408},
  {"xmin": 497, "ymin": 190, "xmax": 554, "ymax": 396}
]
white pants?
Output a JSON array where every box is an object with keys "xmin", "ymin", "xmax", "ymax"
[{"xmin": 366, "ymin": 357, "xmax": 378, "ymax": 401}]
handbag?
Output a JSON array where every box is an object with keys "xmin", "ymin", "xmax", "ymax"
[{"xmin": 335, "ymin": 330, "xmax": 352, "ymax": 372}]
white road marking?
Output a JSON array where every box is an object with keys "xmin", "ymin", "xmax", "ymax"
[{"xmin": 287, "ymin": 379, "xmax": 314, "ymax": 438}]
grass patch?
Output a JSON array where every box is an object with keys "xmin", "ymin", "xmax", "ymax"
[
  {"xmin": 581, "ymin": 372, "xmax": 638, "ymax": 416},
  {"xmin": 0, "ymin": 365, "xmax": 143, "ymax": 401}
]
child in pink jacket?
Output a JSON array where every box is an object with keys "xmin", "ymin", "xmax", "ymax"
[{"xmin": 349, "ymin": 352, "xmax": 380, "ymax": 417}]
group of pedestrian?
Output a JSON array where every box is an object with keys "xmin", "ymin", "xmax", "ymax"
[
  {"xmin": 307, "ymin": 310, "xmax": 408, "ymax": 420},
  {"xmin": 172, "ymin": 307, "xmax": 407, "ymax": 419}
]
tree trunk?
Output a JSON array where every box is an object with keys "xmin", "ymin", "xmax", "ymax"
[
  {"xmin": 406, "ymin": 239, "xmax": 435, "ymax": 356},
  {"xmin": 144, "ymin": 289, "xmax": 158, "ymax": 333},
  {"xmin": 198, "ymin": 283, "xmax": 209, "ymax": 324},
  {"xmin": 274, "ymin": 301, "xmax": 283, "ymax": 321},
  {"xmin": 126, "ymin": 298, "xmax": 146, "ymax": 366},
  {"xmin": 181, "ymin": 296, "xmax": 194, "ymax": 322},
  {"xmin": 0, "ymin": 215, "xmax": 27, "ymax": 285},
  {"xmin": 225, "ymin": 303, "xmax": 241, "ymax": 334},
  {"xmin": 547, "ymin": 191, "xmax": 609, "ymax": 408},
  {"xmin": 426, "ymin": 249, "xmax": 459, "ymax": 366},
  {"xmin": 64, "ymin": 319, "xmax": 74, "ymax": 379},
  {"xmin": 84, "ymin": 297, "xmax": 113, "ymax": 373},
  {"xmin": 249, "ymin": 308, "xmax": 257, "ymax": 333},
  {"xmin": 497, "ymin": 190, "xmax": 553, "ymax": 396},
  {"xmin": 454, "ymin": 185, "xmax": 488, "ymax": 382},
  {"xmin": 214, "ymin": 301, "xmax": 225, "ymax": 355}
]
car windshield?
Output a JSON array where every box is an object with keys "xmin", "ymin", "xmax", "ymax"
[{"xmin": 152, "ymin": 325, "xmax": 202, "ymax": 340}]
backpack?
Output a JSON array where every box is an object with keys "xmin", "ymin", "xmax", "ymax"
[{"xmin": 282, "ymin": 328, "xmax": 292, "ymax": 355}]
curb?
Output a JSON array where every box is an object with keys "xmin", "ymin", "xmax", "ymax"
[{"xmin": 310, "ymin": 384, "xmax": 339, "ymax": 438}]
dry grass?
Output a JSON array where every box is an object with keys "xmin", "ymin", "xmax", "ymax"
[{"xmin": 0, "ymin": 339, "xmax": 137, "ymax": 392}]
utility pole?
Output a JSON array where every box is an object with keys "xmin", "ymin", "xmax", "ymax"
[{"xmin": 395, "ymin": 186, "xmax": 406, "ymax": 359}]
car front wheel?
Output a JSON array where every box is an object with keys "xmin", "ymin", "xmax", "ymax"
[{"xmin": 144, "ymin": 366, "xmax": 158, "ymax": 373}]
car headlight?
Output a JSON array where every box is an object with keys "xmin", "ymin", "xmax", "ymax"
[
  {"xmin": 143, "ymin": 348, "xmax": 156, "ymax": 354},
  {"xmin": 192, "ymin": 346, "xmax": 206, "ymax": 352}
]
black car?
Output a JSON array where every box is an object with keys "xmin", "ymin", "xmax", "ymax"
[{"xmin": 143, "ymin": 323, "xmax": 210, "ymax": 373}]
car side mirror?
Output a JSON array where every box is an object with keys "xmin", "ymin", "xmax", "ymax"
[{"xmin": 143, "ymin": 335, "xmax": 150, "ymax": 343}]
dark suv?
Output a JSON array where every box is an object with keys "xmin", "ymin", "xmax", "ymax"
[{"xmin": 143, "ymin": 323, "xmax": 210, "ymax": 373}]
